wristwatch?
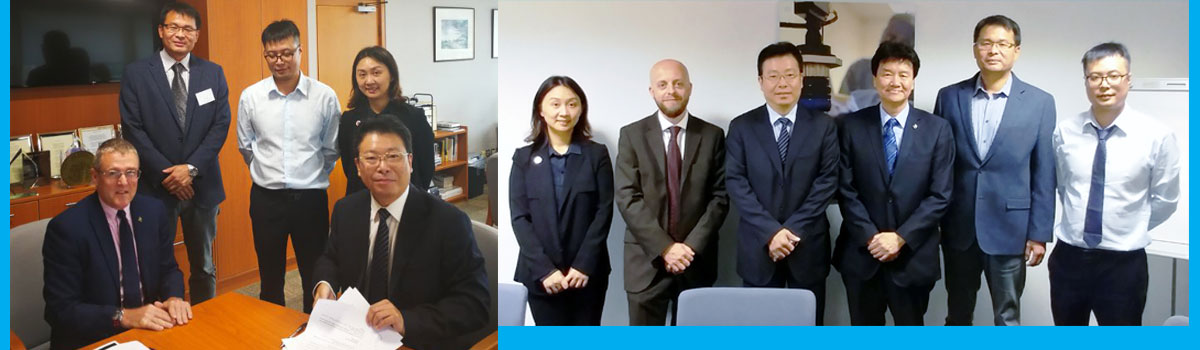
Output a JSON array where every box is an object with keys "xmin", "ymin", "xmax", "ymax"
[
  {"xmin": 112, "ymin": 308, "xmax": 124, "ymax": 328},
  {"xmin": 187, "ymin": 164, "xmax": 198, "ymax": 177}
]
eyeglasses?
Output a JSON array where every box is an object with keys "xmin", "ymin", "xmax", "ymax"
[
  {"xmin": 264, "ymin": 49, "xmax": 299, "ymax": 62},
  {"xmin": 161, "ymin": 24, "xmax": 199, "ymax": 36},
  {"xmin": 1086, "ymin": 73, "xmax": 1129, "ymax": 86},
  {"xmin": 359, "ymin": 152, "xmax": 409, "ymax": 167},
  {"xmin": 100, "ymin": 169, "xmax": 141, "ymax": 180},
  {"xmin": 975, "ymin": 40, "xmax": 1016, "ymax": 50},
  {"xmin": 762, "ymin": 72, "xmax": 800, "ymax": 84}
]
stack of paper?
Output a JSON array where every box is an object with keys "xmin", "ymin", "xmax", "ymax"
[{"xmin": 282, "ymin": 288, "xmax": 404, "ymax": 350}]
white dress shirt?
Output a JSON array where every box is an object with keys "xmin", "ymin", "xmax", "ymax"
[
  {"xmin": 160, "ymin": 50, "xmax": 190, "ymax": 88},
  {"xmin": 315, "ymin": 187, "xmax": 410, "ymax": 295},
  {"xmin": 767, "ymin": 104, "xmax": 797, "ymax": 140},
  {"xmin": 1053, "ymin": 106, "xmax": 1181, "ymax": 251},
  {"xmin": 236, "ymin": 73, "xmax": 341, "ymax": 189},
  {"xmin": 879, "ymin": 103, "xmax": 910, "ymax": 147},
  {"xmin": 657, "ymin": 110, "xmax": 689, "ymax": 160}
]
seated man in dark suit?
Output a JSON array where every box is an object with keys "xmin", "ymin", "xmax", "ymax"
[
  {"xmin": 313, "ymin": 116, "xmax": 489, "ymax": 350},
  {"xmin": 43, "ymin": 138, "xmax": 191, "ymax": 350},
  {"xmin": 833, "ymin": 42, "xmax": 954, "ymax": 325}
]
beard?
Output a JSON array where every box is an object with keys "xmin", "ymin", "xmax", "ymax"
[{"xmin": 656, "ymin": 99, "xmax": 688, "ymax": 119}]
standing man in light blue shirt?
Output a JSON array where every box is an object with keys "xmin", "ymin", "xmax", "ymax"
[
  {"xmin": 1050, "ymin": 42, "xmax": 1179, "ymax": 325},
  {"xmin": 933, "ymin": 15, "xmax": 1057, "ymax": 326},
  {"xmin": 236, "ymin": 19, "xmax": 340, "ymax": 313}
]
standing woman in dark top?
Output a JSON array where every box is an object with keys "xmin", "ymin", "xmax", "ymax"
[
  {"xmin": 509, "ymin": 76, "xmax": 614, "ymax": 325},
  {"xmin": 339, "ymin": 46, "xmax": 435, "ymax": 194}
]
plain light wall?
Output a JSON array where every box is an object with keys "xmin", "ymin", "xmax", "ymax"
[
  {"xmin": 496, "ymin": 0, "xmax": 780, "ymax": 326},
  {"xmin": 498, "ymin": 0, "xmax": 1189, "ymax": 326},
  {"xmin": 386, "ymin": 0, "xmax": 499, "ymax": 153}
]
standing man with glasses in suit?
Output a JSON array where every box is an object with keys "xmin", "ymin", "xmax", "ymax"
[
  {"xmin": 726, "ymin": 42, "xmax": 839, "ymax": 325},
  {"xmin": 237, "ymin": 19, "xmax": 341, "ymax": 313},
  {"xmin": 1049, "ymin": 42, "xmax": 1179, "ymax": 326},
  {"xmin": 120, "ymin": 1, "xmax": 229, "ymax": 305},
  {"xmin": 934, "ymin": 15, "xmax": 1057, "ymax": 326}
]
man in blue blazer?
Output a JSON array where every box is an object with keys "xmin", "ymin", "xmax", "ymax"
[
  {"xmin": 119, "ymin": 2, "xmax": 229, "ymax": 304},
  {"xmin": 43, "ymin": 139, "xmax": 191, "ymax": 350},
  {"xmin": 833, "ymin": 42, "xmax": 954, "ymax": 325},
  {"xmin": 726, "ymin": 42, "xmax": 839, "ymax": 325},
  {"xmin": 934, "ymin": 15, "xmax": 1056, "ymax": 326}
]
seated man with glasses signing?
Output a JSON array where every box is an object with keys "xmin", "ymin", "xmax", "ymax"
[
  {"xmin": 43, "ymin": 138, "xmax": 191, "ymax": 350},
  {"xmin": 312, "ymin": 117, "xmax": 490, "ymax": 350}
]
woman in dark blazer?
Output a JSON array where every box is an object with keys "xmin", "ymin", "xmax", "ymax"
[
  {"xmin": 338, "ymin": 46, "xmax": 435, "ymax": 194},
  {"xmin": 509, "ymin": 76, "xmax": 614, "ymax": 325}
]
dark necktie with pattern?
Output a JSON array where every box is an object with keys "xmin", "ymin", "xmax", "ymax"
[
  {"xmin": 776, "ymin": 118, "xmax": 792, "ymax": 162},
  {"xmin": 884, "ymin": 118, "xmax": 900, "ymax": 176},
  {"xmin": 369, "ymin": 208, "xmax": 392, "ymax": 303},
  {"xmin": 171, "ymin": 63, "xmax": 187, "ymax": 131},
  {"xmin": 666, "ymin": 126, "xmax": 683, "ymax": 242},
  {"xmin": 117, "ymin": 209, "xmax": 143, "ymax": 308},
  {"xmin": 1083, "ymin": 124, "xmax": 1114, "ymax": 248}
]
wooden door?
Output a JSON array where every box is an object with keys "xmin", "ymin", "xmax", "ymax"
[{"xmin": 316, "ymin": 0, "xmax": 385, "ymax": 209}]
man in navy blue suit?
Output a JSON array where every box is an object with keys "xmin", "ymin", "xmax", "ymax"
[
  {"xmin": 43, "ymin": 139, "xmax": 191, "ymax": 350},
  {"xmin": 119, "ymin": 1, "xmax": 229, "ymax": 304},
  {"xmin": 833, "ymin": 42, "xmax": 954, "ymax": 325},
  {"xmin": 725, "ymin": 42, "xmax": 839, "ymax": 325},
  {"xmin": 934, "ymin": 15, "xmax": 1056, "ymax": 326}
]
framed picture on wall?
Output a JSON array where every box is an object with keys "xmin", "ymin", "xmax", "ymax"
[
  {"xmin": 491, "ymin": 9, "xmax": 498, "ymax": 59},
  {"xmin": 433, "ymin": 7, "xmax": 475, "ymax": 62}
]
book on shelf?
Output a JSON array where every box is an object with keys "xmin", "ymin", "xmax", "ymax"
[
  {"xmin": 439, "ymin": 186, "xmax": 463, "ymax": 200},
  {"xmin": 432, "ymin": 174, "xmax": 454, "ymax": 188}
]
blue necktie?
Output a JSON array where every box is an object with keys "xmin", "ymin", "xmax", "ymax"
[
  {"xmin": 369, "ymin": 209, "xmax": 391, "ymax": 303},
  {"xmin": 116, "ymin": 210, "xmax": 143, "ymax": 308},
  {"xmin": 776, "ymin": 118, "xmax": 792, "ymax": 162},
  {"xmin": 883, "ymin": 118, "xmax": 900, "ymax": 176},
  {"xmin": 1083, "ymin": 125, "xmax": 1113, "ymax": 248}
]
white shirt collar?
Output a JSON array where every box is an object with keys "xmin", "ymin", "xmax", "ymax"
[
  {"xmin": 767, "ymin": 104, "xmax": 797, "ymax": 126},
  {"xmin": 267, "ymin": 72, "xmax": 310, "ymax": 97},
  {"xmin": 159, "ymin": 50, "xmax": 191, "ymax": 71},
  {"xmin": 879, "ymin": 102, "xmax": 911, "ymax": 128},
  {"xmin": 657, "ymin": 110, "xmax": 690, "ymax": 132},
  {"xmin": 369, "ymin": 185, "xmax": 411, "ymax": 223}
]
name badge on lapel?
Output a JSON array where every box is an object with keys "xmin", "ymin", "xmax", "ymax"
[
  {"xmin": 533, "ymin": 156, "xmax": 543, "ymax": 165},
  {"xmin": 196, "ymin": 88, "xmax": 215, "ymax": 106}
]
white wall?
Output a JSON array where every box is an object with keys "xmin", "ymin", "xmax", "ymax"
[
  {"xmin": 386, "ymin": 0, "xmax": 499, "ymax": 153},
  {"xmin": 497, "ymin": 0, "xmax": 1189, "ymax": 326},
  {"xmin": 497, "ymin": 0, "xmax": 780, "ymax": 326}
]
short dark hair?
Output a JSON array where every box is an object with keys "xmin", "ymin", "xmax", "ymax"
[
  {"xmin": 871, "ymin": 42, "xmax": 921, "ymax": 77},
  {"xmin": 1082, "ymin": 42, "xmax": 1131, "ymax": 72},
  {"xmin": 355, "ymin": 115, "xmax": 413, "ymax": 156},
  {"xmin": 261, "ymin": 19, "xmax": 300, "ymax": 47},
  {"xmin": 348, "ymin": 46, "xmax": 403, "ymax": 110},
  {"xmin": 757, "ymin": 41, "xmax": 805, "ymax": 76},
  {"xmin": 160, "ymin": 2, "xmax": 202, "ymax": 28},
  {"xmin": 526, "ymin": 76, "xmax": 591, "ymax": 148},
  {"xmin": 973, "ymin": 15, "xmax": 1021, "ymax": 46}
]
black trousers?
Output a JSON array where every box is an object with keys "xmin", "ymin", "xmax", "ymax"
[
  {"xmin": 842, "ymin": 270, "xmax": 934, "ymax": 326},
  {"xmin": 528, "ymin": 276, "xmax": 609, "ymax": 326},
  {"xmin": 626, "ymin": 271, "xmax": 711, "ymax": 326},
  {"xmin": 1049, "ymin": 242, "xmax": 1148, "ymax": 326},
  {"xmin": 249, "ymin": 184, "xmax": 329, "ymax": 313},
  {"xmin": 743, "ymin": 262, "xmax": 827, "ymax": 326},
  {"xmin": 943, "ymin": 240, "xmax": 1026, "ymax": 326}
]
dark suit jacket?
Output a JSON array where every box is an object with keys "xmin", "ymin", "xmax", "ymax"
[
  {"xmin": 933, "ymin": 73, "xmax": 1056, "ymax": 255},
  {"xmin": 509, "ymin": 141, "xmax": 614, "ymax": 296},
  {"xmin": 725, "ymin": 104, "xmax": 839, "ymax": 286},
  {"xmin": 832, "ymin": 105, "xmax": 954, "ymax": 287},
  {"xmin": 339, "ymin": 101, "xmax": 436, "ymax": 194},
  {"xmin": 43, "ymin": 194, "xmax": 184, "ymax": 350},
  {"xmin": 120, "ymin": 53, "xmax": 231, "ymax": 208},
  {"xmin": 615, "ymin": 113, "xmax": 728, "ymax": 293},
  {"xmin": 313, "ymin": 189, "xmax": 489, "ymax": 350}
]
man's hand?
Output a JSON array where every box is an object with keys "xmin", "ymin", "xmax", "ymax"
[
  {"xmin": 169, "ymin": 184, "xmax": 195, "ymax": 201},
  {"xmin": 366, "ymin": 299, "xmax": 405, "ymax": 335},
  {"xmin": 155, "ymin": 297, "xmax": 193, "ymax": 325},
  {"xmin": 562, "ymin": 268, "xmax": 590, "ymax": 289},
  {"xmin": 768, "ymin": 229, "xmax": 800, "ymax": 262},
  {"xmin": 542, "ymin": 270, "xmax": 566, "ymax": 295},
  {"xmin": 161, "ymin": 165, "xmax": 194, "ymax": 191},
  {"xmin": 314, "ymin": 282, "xmax": 336, "ymax": 303},
  {"xmin": 121, "ymin": 304, "xmax": 175, "ymax": 331},
  {"xmin": 662, "ymin": 243, "xmax": 695, "ymax": 274},
  {"xmin": 868, "ymin": 232, "xmax": 906, "ymax": 262},
  {"xmin": 1025, "ymin": 240, "xmax": 1047, "ymax": 266}
]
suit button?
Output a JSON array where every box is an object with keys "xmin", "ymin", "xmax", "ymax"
[{"xmin": 178, "ymin": 137, "xmax": 184, "ymax": 142}]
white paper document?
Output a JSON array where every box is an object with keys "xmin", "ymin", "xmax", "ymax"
[{"xmin": 283, "ymin": 287, "xmax": 404, "ymax": 350}]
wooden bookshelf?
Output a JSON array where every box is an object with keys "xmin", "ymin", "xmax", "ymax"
[{"xmin": 434, "ymin": 126, "xmax": 468, "ymax": 202}]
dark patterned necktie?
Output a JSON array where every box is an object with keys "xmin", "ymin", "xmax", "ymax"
[
  {"xmin": 117, "ymin": 210, "xmax": 143, "ymax": 308},
  {"xmin": 1083, "ymin": 125, "xmax": 1114, "ymax": 248},
  {"xmin": 666, "ymin": 126, "xmax": 683, "ymax": 241},
  {"xmin": 171, "ymin": 63, "xmax": 187, "ymax": 130},
  {"xmin": 776, "ymin": 118, "xmax": 792, "ymax": 162},
  {"xmin": 369, "ymin": 209, "xmax": 392, "ymax": 303},
  {"xmin": 884, "ymin": 118, "xmax": 900, "ymax": 176}
]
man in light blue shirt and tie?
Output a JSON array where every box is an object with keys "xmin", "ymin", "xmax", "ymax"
[
  {"xmin": 236, "ymin": 19, "xmax": 341, "ymax": 313},
  {"xmin": 1049, "ymin": 42, "xmax": 1179, "ymax": 326},
  {"xmin": 933, "ymin": 15, "xmax": 1057, "ymax": 326}
]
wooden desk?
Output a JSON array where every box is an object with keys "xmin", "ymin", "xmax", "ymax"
[{"xmin": 84, "ymin": 292, "xmax": 499, "ymax": 350}]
